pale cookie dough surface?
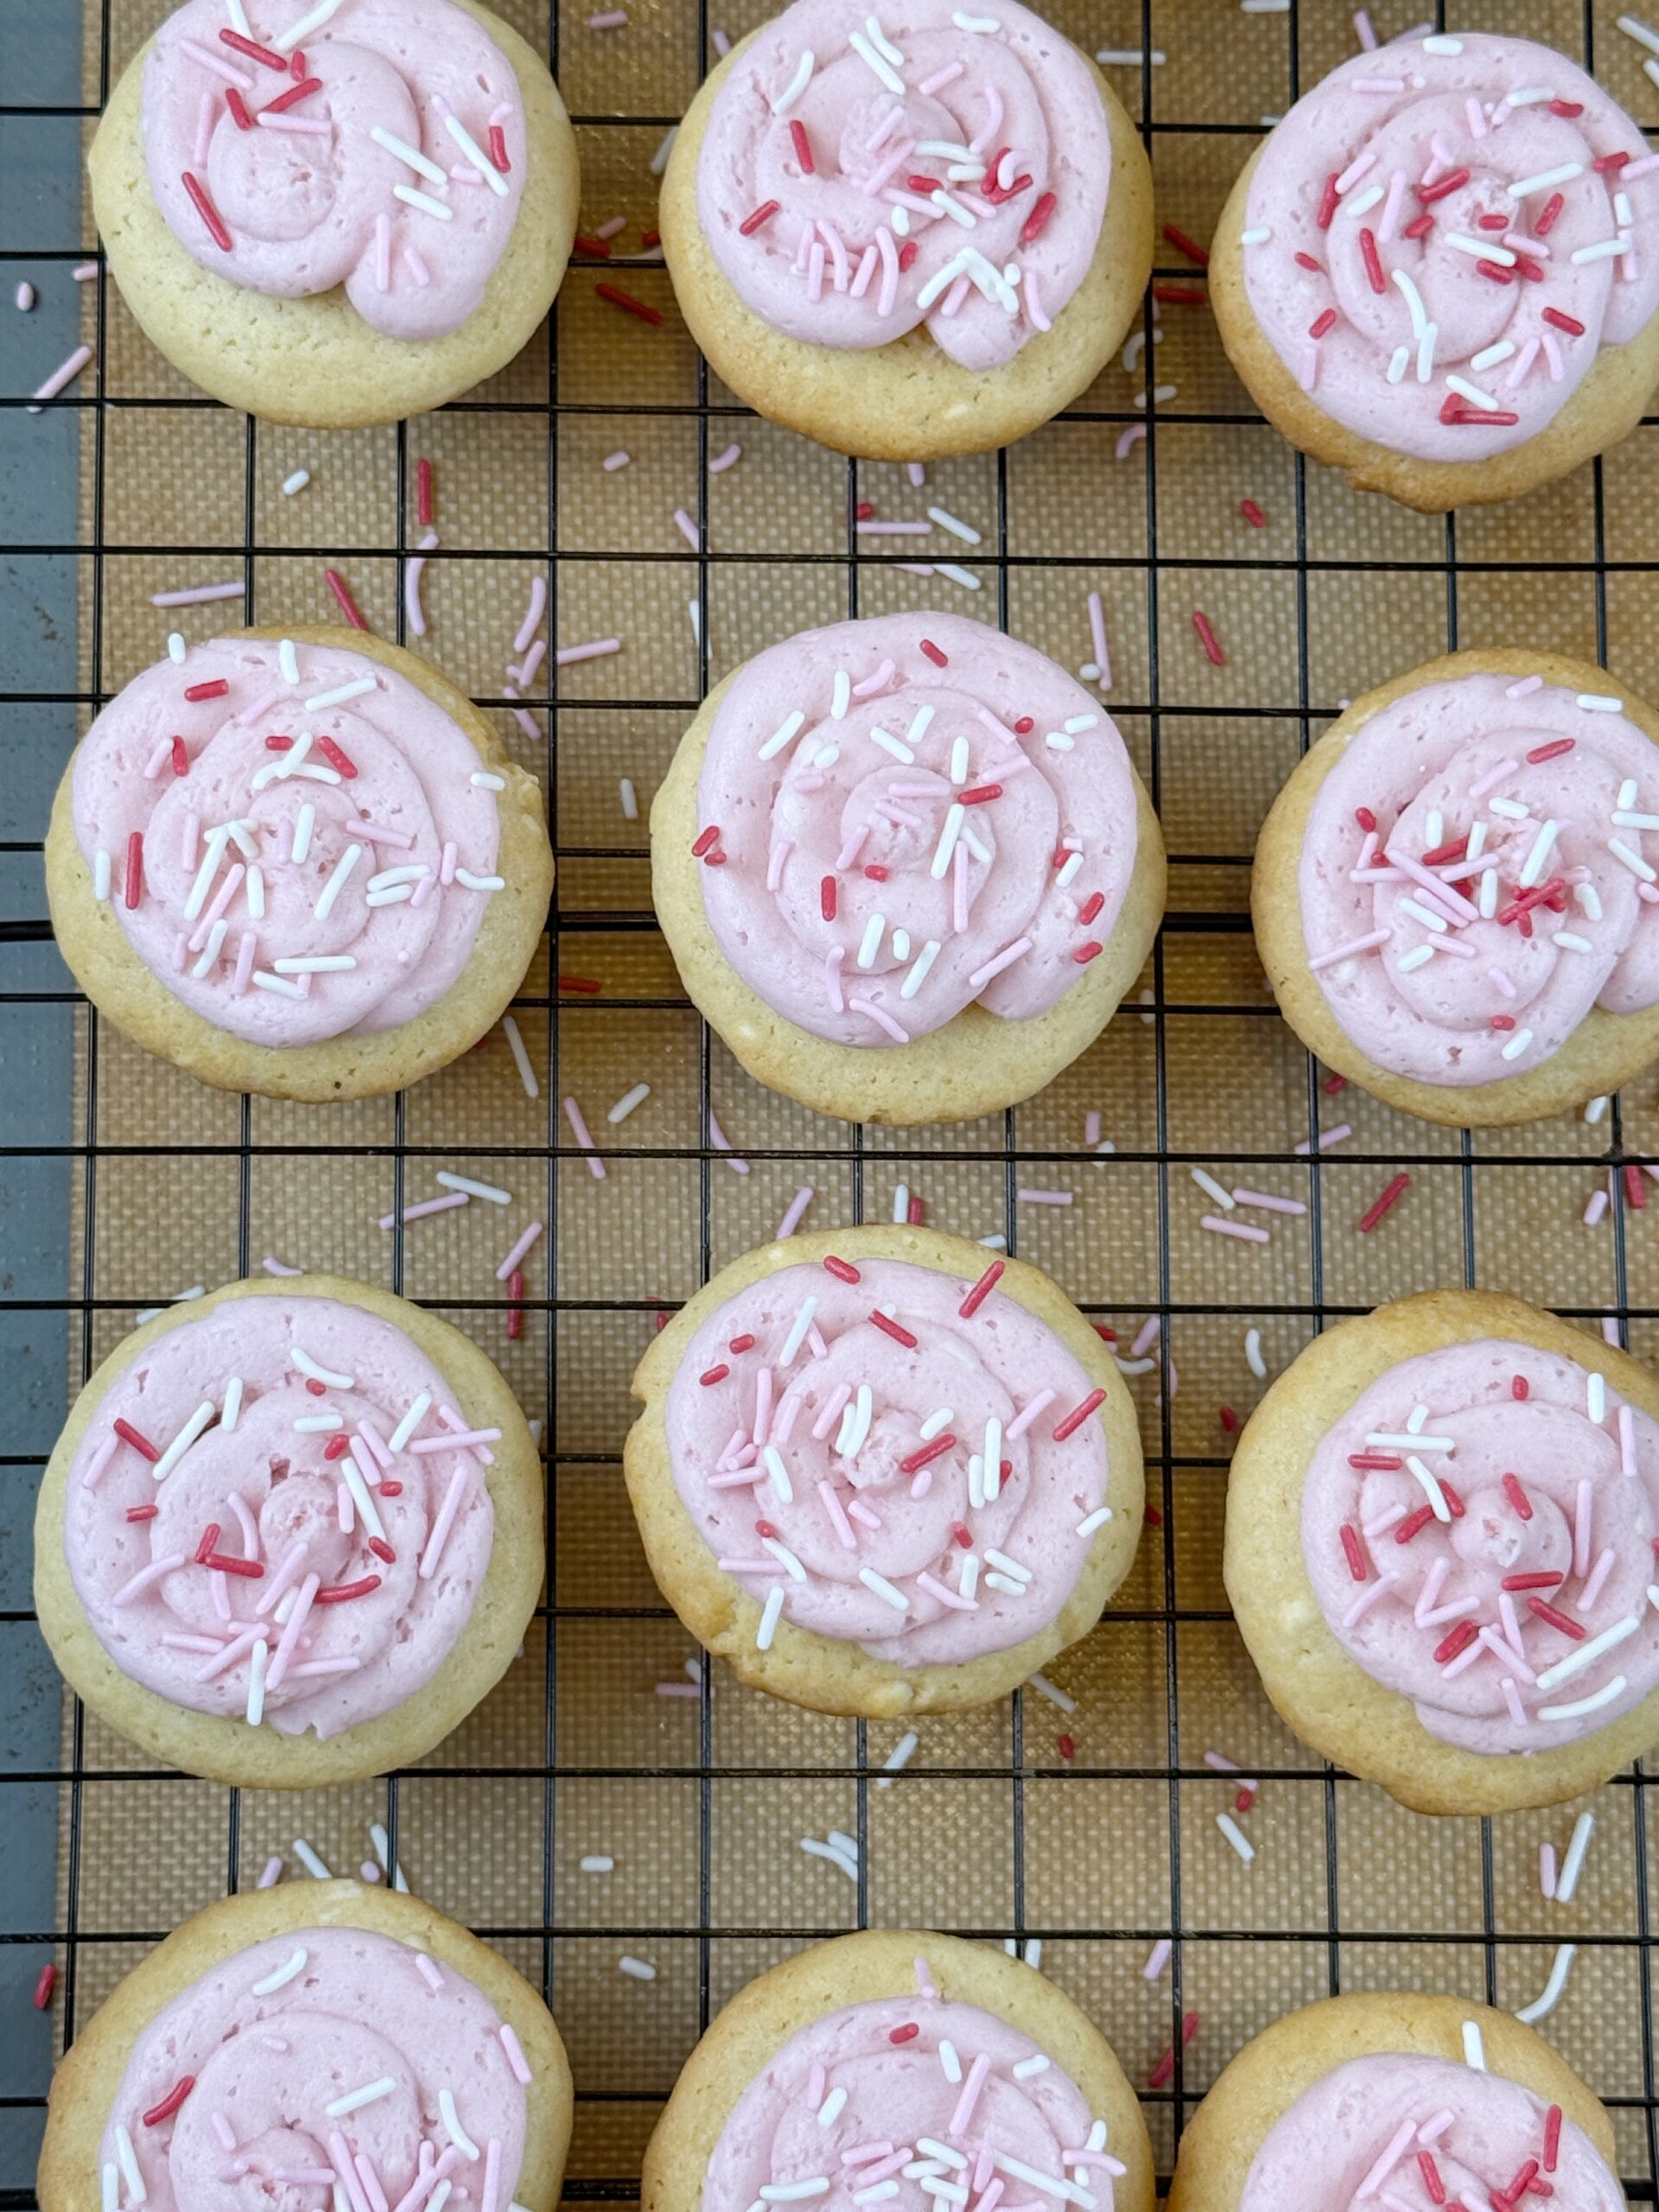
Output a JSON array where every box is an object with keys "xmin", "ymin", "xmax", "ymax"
[
  {"xmin": 87, "ymin": 0, "xmax": 579, "ymax": 428},
  {"xmin": 660, "ymin": 23, "xmax": 1151, "ymax": 460},
  {"xmin": 38, "ymin": 1883, "xmax": 572, "ymax": 2212},
  {"xmin": 1167, "ymin": 1992, "xmax": 1620, "ymax": 2212},
  {"xmin": 640, "ymin": 1929, "xmax": 1154, "ymax": 2212},
  {"xmin": 1224, "ymin": 1288, "xmax": 1659, "ymax": 1815},
  {"xmin": 35, "ymin": 1275, "xmax": 544, "ymax": 1789},
  {"xmin": 652, "ymin": 614, "xmax": 1164, "ymax": 1127},
  {"xmin": 1210, "ymin": 38, "xmax": 1659, "ymax": 513},
  {"xmin": 625, "ymin": 1226, "xmax": 1143, "ymax": 1719},
  {"xmin": 1253, "ymin": 647, "xmax": 1659, "ymax": 1127},
  {"xmin": 45, "ymin": 626, "xmax": 554, "ymax": 1103}
]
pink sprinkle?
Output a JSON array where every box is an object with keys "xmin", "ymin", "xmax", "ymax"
[
  {"xmin": 1343, "ymin": 1570, "xmax": 1400, "ymax": 1628},
  {"xmin": 709, "ymin": 442, "xmax": 742, "ymax": 474},
  {"xmin": 150, "ymin": 579, "xmax": 243, "ymax": 607},
  {"xmin": 29, "ymin": 343, "xmax": 92, "ymax": 408},
  {"xmin": 555, "ymin": 637, "xmax": 621, "ymax": 666},
  {"xmin": 1308, "ymin": 928, "xmax": 1391, "ymax": 972},
  {"xmin": 969, "ymin": 935, "xmax": 1032, "ymax": 990},
  {"xmin": 1584, "ymin": 1188, "xmax": 1611, "ymax": 1227},
  {"xmin": 918, "ymin": 59, "xmax": 964, "ymax": 92},
  {"xmin": 906, "ymin": 461, "xmax": 925, "ymax": 486},
  {"xmin": 512, "ymin": 637, "xmax": 547, "ymax": 689},
  {"xmin": 1579, "ymin": 1546, "xmax": 1618, "ymax": 1613},
  {"xmin": 73, "ymin": 260, "xmax": 99, "ymax": 282},
  {"xmin": 950, "ymin": 2052, "xmax": 992, "ymax": 2135},
  {"xmin": 776, "ymin": 1185, "xmax": 815, "ymax": 1239},
  {"xmin": 1086, "ymin": 591, "xmax": 1111, "ymax": 687},
  {"xmin": 514, "ymin": 576, "xmax": 548, "ymax": 655},
  {"xmin": 495, "ymin": 1220, "xmax": 544, "ymax": 1281},
  {"xmin": 113, "ymin": 1554, "xmax": 188, "ymax": 1607},
  {"xmin": 1540, "ymin": 1842, "xmax": 1558, "ymax": 1899},
  {"xmin": 588, "ymin": 7, "xmax": 628, "ymax": 22},
  {"xmin": 1231, "ymin": 1189, "xmax": 1306, "ymax": 1215},
  {"xmin": 849, "ymin": 995, "xmax": 907, "ymax": 1041},
  {"xmin": 654, "ymin": 1681, "xmax": 700, "ymax": 1698},
  {"xmin": 1142, "ymin": 1937, "xmax": 1173, "ymax": 1980},
  {"xmin": 602, "ymin": 450, "xmax": 630, "ymax": 471},
  {"xmin": 378, "ymin": 1192, "xmax": 469, "ymax": 1229},
  {"xmin": 257, "ymin": 1856, "xmax": 283, "ymax": 1888},
  {"xmin": 709, "ymin": 1109, "xmax": 749, "ymax": 1175},
  {"xmin": 672, "ymin": 507, "xmax": 701, "ymax": 549},
  {"xmin": 81, "ymin": 1433, "xmax": 121, "ymax": 1491},
  {"xmin": 1202, "ymin": 1215, "xmax": 1269, "ymax": 1243},
  {"xmin": 1018, "ymin": 1187, "xmax": 1073, "ymax": 1205},
  {"xmin": 1115, "ymin": 423, "xmax": 1147, "ymax": 460},
  {"xmin": 562, "ymin": 1096, "xmax": 606, "ymax": 1181},
  {"xmin": 1293, "ymin": 1123, "xmax": 1351, "ymax": 1155}
]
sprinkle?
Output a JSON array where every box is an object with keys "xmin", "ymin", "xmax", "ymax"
[
  {"xmin": 1202, "ymin": 1215, "xmax": 1269, "ymax": 1244},
  {"xmin": 495, "ymin": 1221, "xmax": 543, "ymax": 1282},
  {"xmin": 1216, "ymin": 1812, "xmax": 1255, "ymax": 1864},
  {"xmin": 1358, "ymin": 1173, "xmax": 1410, "ymax": 1232},
  {"xmin": 501, "ymin": 1015, "xmax": 539, "ymax": 1098},
  {"xmin": 1559, "ymin": 1814, "xmax": 1595, "ymax": 1904}
]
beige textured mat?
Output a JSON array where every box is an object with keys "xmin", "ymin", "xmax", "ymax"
[{"xmin": 41, "ymin": 0, "xmax": 1659, "ymax": 2199}]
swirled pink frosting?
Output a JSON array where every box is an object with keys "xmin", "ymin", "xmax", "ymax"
[
  {"xmin": 63, "ymin": 1293, "xmax": 500, "ymax": 1739},
  {"xmin": 664, "ymin": 1254, "xmax": 1114, "ymax": 1665},
  {"xmin": 1302, "ymin": 1337, "xmax": 1659, "ymax": 1755},
  {"xmin": 1241, "ymin": 2051, "xmax": 1621, "ymax": 2212},
  {"xmin": 99, "ymin": 1923, "xmax": 530, "ymax": 2212},
  {"xmin": 693, "ymin": 612, "xmax": 1139, "ymax": 1048},
  {"xmin": 71, "ymin": 636, "xmax": 508, "ymax": 1049},
  {"xmin": 696, "ymin": 0, "xmax": 1109, "ymax": 368},
  {"xmin": 1241, "ymin": 31, "xmax": 1659, "ymax": 461},
  {"xmin": 143, "ymin": 0, "xmax": 526, "ymax": 342},
  {"xmin": 1297, "ymin": 670, "xmax": 1659, "ymax": 1085},
  {"xmin": 706, "ymin": 1980, "xmax": 1121, "ymax": 2211}
]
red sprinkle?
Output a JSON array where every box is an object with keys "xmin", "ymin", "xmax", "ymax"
[
  {"xmin": 699, "ymin": 1365, "xmax": 730, "ymax": 1386},
  {"xmin": 900, "ymin": 1434, "xmax": 957, "ymax": 1474},
  {"xmin": 1014, "ymin": 717, "xmax": 1034, "ymax": 734},
  {"xmin": 1219, "ymin": 1406, "xmax": 1240, "ymax": 1434},
  {"xmin": 1163, "ymin": 222, "xmax": 1210, "ymax": 265},
  {"xmin": 754, "ymin": 1520, "xmax": 778, "ymax": 1541},
  {"xmin": 416, "ymin": 457, "xmax": 434, "ymax": 528},
  {"xmin": 1421, "ymin": 836, "xmax": 1469, "ymax": 866},
  {"xmin": 114, "ymin": 1419, "xmax": 160, "ymax": 1462},
  {"xmin": 1058, "ymin": 1732, "xmax": 1076, "ymax": 1759},
  {"xmin": 907, "ymin": 1196, "xmax": 925, "ymax": 1226},
  {"xmin": 1475, "ymin": 260, "xmax": 1516, "ymax": 285},
  {"xmin": 1502, "ymin": 1477, "xmax": 1534, "ymax": 1524},
  {"xmin": 323, "ymin": 1434, "xmax": 351, "ymax": 1460},
  {"xmin": 1514, "ymin": 254, "xmax": 1544, "ymax": 283},
  {"xmin": 1419, "ymin": 2154, "xmax": 1446, "ymax": 2206},
  {"xmin": 958, "ymin": 1260, "xmax": 1004, "ymax": 1317},
  {"xmin": 1532, "ymin": 197, "xmax": 1567, "ymax": 245},
  {"xmin": 1395, "ymin": 1503, "xmax": 1436, "ymax": 1544},
  {"xmin": 378, "ymin": 1480, "xmax": 403, "ymax": 1497},
  {"xmin": 315, "ymin": 735, "xmax": 357, "ymax": 779},
  {"xmin": 1477, "ymin": 213, "xmax": 1510, "ymax": 232},
  {"xmin": 870, "ymin": 1311, "xmax": 918, "ymax": 1349},
  {"xmin": 1348, "ymin": 1452, "xmax": 1402, "ymax": 1470},
  {"xmin": 1052, "ymin": 1388, "xmax": 1107, "ymax": 1443},
  {"xmin": 1239, "ymin": 499, "xmax": 1267, "ymax": 528},
  {"xmin": 1192, "ymin": 609, "xmax": 1226, "ymax": 664},
  {"xmin": 1325, "ymin": 1073, "xmax": 1348, "ymax": 1095},
  {"xmin": 907, "ymin": 174, "xmax": 942, "ymax": 195},
  {"xmin": 1418, "ymin": 167, "xmax": 1470, "ymax": 204},
  {"xmin": 919, "ymin": 638, "xmax": 948, "ymax": 667},
  {"xmin": 823, "ymin": 1255, "xmax": 861, "ymax": 1283},
  {"xmin": 1355, "ymin": 805, "xmax": 1378, "ymax": 833},
  {"xmin": 1021, "ymin": 191, "xmax": 1058, "ymax": 244},
  {"xmin": 289, "ymin": 48, "xmax": 305, "ymax": 73},
  {"xmin": 1294, "ymin": 250, "xmax": 1323, "ymax": 271},
  {"xmin": 729, "ymin": 1334, "xmax": 755, "ymax": 1354},
  {"xmin": 202, "ymin": 1552, "xmax": 264, "ymax": 1580},
  {"xmin": 1440, "ymin": 1479, "xmax": 1465, "ymax": 1522},
  {"xmin": 505, "ymin": 1268, "xmax": 524, "ymax": 1341},
  {"xmin": 1359, "ymin": 227, "xmax": 1386, "ymax": 295},
  {"xmin": 899, "ymin": 241, "xmax": 918, "ymax": 272},
  {"xmin": 265, "ymin": 75, "xmax": 321, "ymax": 113},
  {"xmin": 855, "ymin": 502, "xmax": 874, "ymax": 522},
  {"xmin": 219, "ymin": 29, "xmax": 287, "ymax": 67},
  {"xmin": 1308, "ymin": 307, "xmax": 1338, "ymax": 340},
  {"xmin": 789, "ymin": 118, "xmax": 815, "ymax": 174},
  {"xmin": 1513, "ymin": 1376, "xmax": 1529, "ymax": 1400},
  {"xmin": 1540, "ymin": 307, "xmax": 1585, "ymax": 338},
  {"xmin": 575, "ymin": 234, "xmax": 613, "ymax": 257},
  {"xmin": 1144, "ymin": 1505, "xmax": 1162, "ymax": 1527},
  {"xmin": 367, "ymin": 1537, "xmax": 396, "ymax": 1564},
  {"xmin": 1503, "ymin": 1572, "xmax": 1563, "ymax": 1592},
  {"xmin": 143, "ymin": 2074, "xmax": 195, "ymax": 2126},
  {"xmin": 1079, "ymin": 891, "xmax": 1105, "ymax": 925},
  {"xmin": 184, "ymin": 678, "xmax": 229, "ymax": 702},
  {"xmin": 1528, "ymin": 1598, "xmax": 1585, "ymax": 1639},
  {"xmin": 1625, "ymin": 1162, "xmax": 1649, "ymax": 1210},
  {"xmin": 323, "ymin": 569, "xmax": 368, "ymax": 629},
  {"xmin": 559, "ymin": 975, "xmax": 602, "ymax": 994},
  {"xmin": 1152, "ymin": 283, "xmax": 1206, "ymax": 305},
  {"xmin": 1596, "ymin": 151, "xmax": 1632, "ymax": 173},
  {"xmin": 1072, "ymin": 940, "xmax": 1104, "ymax": 964},
  {"xmin": 125, "ymin": 1503, "xmax": 159, "ymax": 1522},
  {"xmin": 33, "ymin": 1962, "xmax": 57, "ymax": 2012},
  {"xmin": 863, "ymin": 864, "xmax": 889, "ymax": 880},
  {"xmin": 691, "ymin": 825, "xmax": 721, "ymax": 858},
  {"xmin": 124, "ymin": 830, "xmax": 144, "ymax": 911},
  {"xmin": 952, "ymin": 1522, "xmax": 972, "ymax": 1548},
  {"xmin": 595, "ymin": 282, "xmax": 663, "ymax": 326},
  {"xmin": 1548, "ymin": 100, "xmax": 1583, "ymax": 117},
  {"xmin": 226, "ymin": 87, "xmax": 255, "ymax": 130},
  {"xmin": 1525, "ymin": 738, "xmax": 1575, "ymax": 764},
  {"xmin": 1433, "ymin": 1620, "xmax": 1478, "ymax": 1665},
  {"xmin": 305, "ymin": 1377, "xmax": 327, "ymax": 1395},
  {"xmin": 170, "ymin": 735, "xmax": 191, "ymax": 778},
  {"xmin": 821, "ymin": 874, "xmax": 837, "ymax": 921},
  {"xmin": 1504, "ymin": 2164, "xmax": 1541, "ymax": 2207},
  {"xmin": 314, "ymin": 1575, "xmax": 383, "ymax": 1604},
  {"xmin": 1340, "ymin": 1524, "xmax": 1368, "ymax": 1581},
  {"xmin": 1491, "ymin": 1014, "xmax": 1516, "ymax": 1033},
  {"xmin": 1358, "ymin": 1172, "xmax": 1409, "ymax": 1232},
  {"xmin": 1402, "ymin": 212, "xmax": 1434, "ymax": 240},
  {"xmin": 194, "ymin": 1522, "xmax": 221, "ymax": 1567},
  {"xmin": 1316, "ymin": 173, "xmax": 1342, "ymax": 228},
  {"xmin": 889, "ymin": 2023, "xmax": 920, "ymax": 2044},
  {"xmin": 489, "ymin": 124, "xmax": 511, "ymax": 172},
  {"xmin": 960, "ymin": 783, "xmax": 1002, "ymax": 805},
  {"xmin": 1544, "ymin": 2107, "xmax": 1562, "ymax": 2173}
]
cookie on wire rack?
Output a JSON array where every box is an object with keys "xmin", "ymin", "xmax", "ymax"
[
  {"xmin": 1225, "ymin": 1287, "xmax": 1659, "ymax": 1816},
  {"xmin": 38, "ymin": 1880, "xmax": 572, "ymax": 2212},
  {"xmin": 1207, "ymin": 29, "xmax": 1659, "ymax": 512},
  {"xmin": 1168, "ymin": 1993, "xmax": 1622, "ymax": 2212},
  {"xmin": 642, "ymin": 1929, "xmax": 1153, "ymax": 2212},
  {"xmin": 624, "ymin": 1225, "xmax": 1143, "ymax": 1719},
  {"xmin": 1253, "ymin": 646, "xmax": 1659, "ymax": 1127},
  {"xmin": 34, "ymin": 1275, "xmax": 543, "ymax": 1789},
  {"xmin": 652, "ymin": 608, "xmax": 1165, "ymax": 1127},
  {"xmin": 88, "ymin": 0, "xmax": 580, "ymax": 428},
  {"xmin": 658, "ymin": 0, "xmax": 1154, "ymax": 459},
  {"xmin": 45, "ymin": 626, "xmax": 553, "ymax": 1103}
]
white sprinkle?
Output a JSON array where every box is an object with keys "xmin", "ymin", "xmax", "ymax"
[
  {"xmin": 435, "ymin": 1171, "xmax": 512, "ymax": 1205},
  {"xmin": 580, "ymin": 1855, "xmax": 614, "ymax": 1872},
  {"xmin": 502, "ymin": 1015, "xmax": 539, "ymax": 1098},
  {"xmin": 313, "ymin": 842, "xmax": 362, "ymax": 920},
  {"xmin": 607, "ymin": 1082, "xmax": 652, "ymax": 1126},
  {"xmin": 769, "ymin": 48, "xmax": 815, "ymax": 111},
  {"xmin": 860, "ymin": 1567, "xmax": 910, "ymax": 1611},
  {"xmin": 1461, "ymin": 2019, "xmax": 1485, "ymax": 2070},
  {"xmin": 850, "ymin": 26, "xmax": 905, "ymax": 87},
  {"xmin": 370, "ymin": 124, "xmax": 448, "ymax": 184},
  {"xmin": 394, "ymin": 183, "xmax": 453, "ymax": 221},
  {"xmin": 1572, "ymin": 238, "xmax": 1630, "ymax": 264},
  {"xmin": 1515, "ymin": 1942, "xmax": 1577, "ymax": 2025},
  {"xmin": 928, "ymin": 505, "xmax": 981, "ymax": 544},
  {"xmin": 818, "ymin": 2087, "xmax": 849, "ymax": 2128},
  {"xmin": 760, "ymin": 2186, "xmax": 830, "ymax": 2204},
  {"xmin": 439, "ymin": 2091, "xmax": 480, "ymax": 2160},
  {"xmin": 1191, "ymin": 1166, "xmax": 1234, "ymax": 1211},
  {"xmin": 250, "ymin": 1946, "xmax": 308, "ymax": 1995},
  {"xmin": 1245, "ymin": 1327, "xmax": 1267, "ymax": 1378},
  {"xmin": 291, "ymin": 1837, "xmax": 332, "ymax": 1878},
  {"xmin": 281, "ymin": 468, "xmax": 310, "ymax": 496},
  {"xmin": 617, "ymin": 1955, "xmax": 658, "ymax": 1981},
  {"xmin": 115, "ymin": 2130, "xmax": 146, "ymax": 2207},
  {"xmin": 1422, "ymin": 32, "xmax": 1462, "ymax": 50},
  {"xmin": 1557, "ymin": 1809, "xmax": 1596, "ymax": 1902},
  {"xmin": 1217, "ymin": 1812, "xmax": 1255, "ymax": 1863},
  {"xmin": 759, "ymin": 709, "xmax": 806, "ymax": 760},
  {"xmin": 1534, "ymin": 1613, "xmax": 1639, "ymax": 1692},
  {"xmin": 1076, "ymin": 1506, "xmax": 1113, "ymax": 1538},
  {"xmin": 291, "ymin": 1344, "xmax": 353, "ymax": 1389},
  {"xmin": 152, "ymin": 1400, "xmax": 216, "ymax": 1482},
  {"xmin": 443, "ymin": 111, "xmax": 510, "ymax": 194},
  {"xmin": 1500, "ymin": 1029, "xmax": 1534, "ymax": 1062},
  {"xmin": 326, "ymin": 2077, "xmax": 398, "ymax": 2119},
  {"xmin": 220, "ymin": 1377, "xmax": 244, "ymax": 1433},
  {"xmin": 757, "ymin": 1584, "xmax": 786, "ymax": 1649}
]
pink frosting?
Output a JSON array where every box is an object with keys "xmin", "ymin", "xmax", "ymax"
[
  {"xmin": 72, "ymin": 636, "xmax": 507, "ymax": 1049},
  {"xmin": 1302, "ymin": 1337, "xmax": 1659, "ymax": 1756},
  {"xmin": 1241, "ymin": 31, "xmax": 1659, "ymax": 461},
  {"xmin": 99, "ymin": 1923, "xmax": 530, "ymax": 2212},
  {"xmin": 63, "ymin": 1294, "xmax": 499, "ymax": 1739},
  {"xmin": 696, "ymin": 0, "xmax": 1109, "ymax": 369},
  {"xmin": 664, "ymin": 1254, "xmax": 1114, "ymax": 1665},
  {"xmin": 1241, "ymin": 2050, "xmax": 1621, "ymax": 2212},
  {"xmin": 1297, "ymin": 670, "xmax": 1659, "ymax": 1085},
  {"xmin": 694, "ymin": 612, "xmax": 1139, "ymax": 1049},
  {"xmin": 705, "ymin": 1982, "xmax": 1118, "ymax": 2211},
  {"xmin": 143, "ymin": 0, "xmax": 526, "ymax": 342}
]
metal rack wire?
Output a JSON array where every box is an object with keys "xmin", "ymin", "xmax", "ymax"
[{"xmin": 3, "ymin": 0, "xmax": 1659, "ymax": 2201}]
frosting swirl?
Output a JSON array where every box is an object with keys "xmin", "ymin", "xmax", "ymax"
[
  {"xmin": 99, "ymin": 1923, "xmax": 531, "ymax": 2212},
  {"xmin": 1241, "ymin": 2052, "xmax": 1621, "ymax": 2212},
  {"xmin": 1298, "ymin": 670, "xmax": 1659, "ymax": 1084},
  {"xmin": 71, "ymin": 636, "xmax": 507, "ymax": 1050},
  {"xmin": 706, "ymin": 1986, "xmax": 1119, "ymax": 2210},
  {"xmin": 1240, "ymin": 31, "xmax": 1659, "ymax": 461},
  {"xmin": 696, "ymin": 0, "xmax": 1109, "ymax": 369},
  {"xmin": 143, "ymin": 0, "xmax": 526, "ymax": 343},
  {"xmin": 1302, "ymin": 1337, "xmax": 1659, "ymax": 1755},
  {"xmin": 693, "ymin": 612, "xmax": 1140, "ymax": 1048},
  {"xmin": 664, "ymin": 1254, "xmax": 1113, "ymax": 1665},
  {"xmin": 63, "ymin": 1294, "xmax": 499, "ymax": 1739}
]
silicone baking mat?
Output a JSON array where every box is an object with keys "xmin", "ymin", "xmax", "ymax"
[{"xmin": 6, "ymin": 0, "xmax": 1659, "ymax": 2199}]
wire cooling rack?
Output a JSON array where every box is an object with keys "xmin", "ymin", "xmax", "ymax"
[{"xmin": 6, "ymin": 0, "xmax": 1659, "ymax": 2201}]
